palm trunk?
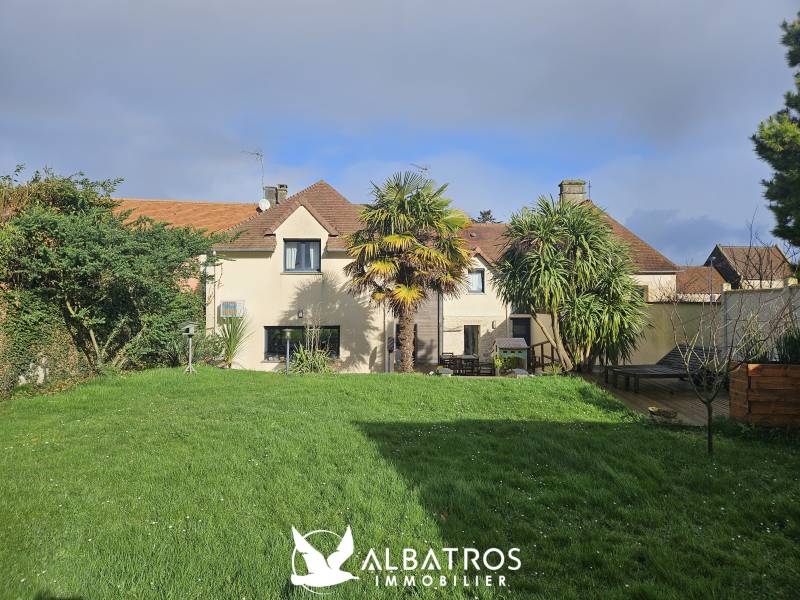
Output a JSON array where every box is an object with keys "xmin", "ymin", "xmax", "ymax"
[
  {"xmin": 398, "ymin": 307, "xmax": 416, "ymax": 373},
  {"xmin": 549, "ymin": 310, "xmax": 574, "ymax": 372}
]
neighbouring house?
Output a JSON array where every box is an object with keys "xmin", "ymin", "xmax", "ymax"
[
  {"xmin": 676, "ymin": 265, "xmax": 727, "ymax": 303},
  {"xmin": 704, "ymin": 244, "xmax": 794, "ymax": 290},
  {"xmin": 115, "ymin": 179, "xmax": 680, "ymax": 372}
]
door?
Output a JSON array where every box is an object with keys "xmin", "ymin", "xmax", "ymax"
[
  {"xmin": 511, "ymin": 317, "xmax": 531, "ymax": 344},
  {"xmin": 463, "ymin": 325, "xmax": 479, "ymax": 356},
  {"xmin": 511, "ymin": 317, "xmax": 532, "ymax": 369}
]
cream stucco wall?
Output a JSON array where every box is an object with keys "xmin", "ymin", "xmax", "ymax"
[
  {"xmin": 205, "ymin": 206, "xmax": 682, "ymax": 372},
  {"xmin": 632, "ymin": 273, "xmax": 676, "ymax": 302},
  {"xmin": 441, "ymin": 256, "xmax": 510, "ymax": 360},
  {"xmin": 206, "ymin": 206, "xmax": 390, "ymax": 372}
]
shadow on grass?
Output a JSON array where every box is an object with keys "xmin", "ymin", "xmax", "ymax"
[{"xmin": 355, "ymin": 418, "xmax": 798, "ymax": 597}]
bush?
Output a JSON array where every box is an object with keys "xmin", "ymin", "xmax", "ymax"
[
  {"xmin": 776, "ymin": 325, "xmax": 800, "ymax": 364},
  {"xmin": 290, "ymin": 346, "xmax": 333, "ymax": 374},
  {"xmin": 289, "ymin": 325, "xmax": 334, "ymax": 374},
  {"xmin": 219, "ymin": 316, "xmax": 252, "ymax": 368}
]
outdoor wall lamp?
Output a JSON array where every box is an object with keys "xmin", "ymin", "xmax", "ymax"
[
  {"xmin": 297, "ymin": 309, "xmax": 304, "ymax": 319},
  {"xmin": 282, "ymin": 328, "xmax": 293, "ymax": 375}
]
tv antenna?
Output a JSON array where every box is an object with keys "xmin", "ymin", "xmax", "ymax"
[
  {"xmin": 243, "ymin": 148, "xmax": 265, "ymax": 188},
  {"xmin": 411, "ymin": 163, "xmax": 430, "ymax": 175}
]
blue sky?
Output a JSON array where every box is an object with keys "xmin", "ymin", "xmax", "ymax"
[{"xmin": 1, "ymin": 0, "xmax": 797, "ymax": 263}]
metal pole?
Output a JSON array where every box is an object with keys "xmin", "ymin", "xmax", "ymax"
[
  {"xmin": 185, "ymin": 335, "xmax": 196, "ymax": 374},
  {"xmin": 285, "ymin": 335, "xmax": 290, "ymax": 375}
]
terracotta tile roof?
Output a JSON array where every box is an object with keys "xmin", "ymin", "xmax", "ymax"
[
  {"xmin": 114, "ymin": 198, "xmax": 258, "ymax": 233},
  {"xmin": 677, "ymin": 266, "xmax": 726, "ymax": 295},
  {"xmin": 216, "ymin": 180, "xmax": 363, "ymax": 251},
  {"xmin": 115, "ymin": 183, "xmax": 677, "ymax": 275},
  {"xmin": 462, "ymin": 204, "xmax": 677, "ymax": 274},
  {"xmin": 716, "ymin": 245, "xmax": 792, "ymax": 280},
  {"xmin": 597, "ymin": 206, "xmax": 677, "ymax": 273},
  {"xmin": 462, "ymin": 223, "xmax": 508, "ymax": 263}
]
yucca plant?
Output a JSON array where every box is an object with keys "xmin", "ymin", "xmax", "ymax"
[
  {"xmin": 290, "ymin": 324, "xmax": 333, "ymax": 374},
  {"xmin": 737, "ymin": 314, "xmax": 771, "ymax": 364},
  {"xmin": 219, "ymin": 316, "xmax": 251, "ymax": 368},
  {"xmin": 494, "ymin": 196, "xmax": 646, "ymax": 372},
  {"xmin": 776, "ymin": 324, "xmax": 800, "ymax": 364},
  {"xmin": 345, "ymin": 171, "xmax": 471, "ymax": 373}
]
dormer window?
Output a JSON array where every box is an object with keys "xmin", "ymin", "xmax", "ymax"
[{"xmin": 284, "ymin": 240, "xmax": 321, "ymax": 272}]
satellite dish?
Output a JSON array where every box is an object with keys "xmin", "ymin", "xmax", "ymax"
[{"xmin": 258, "ymin": 198, "xmax": 271, "ymax": 212}]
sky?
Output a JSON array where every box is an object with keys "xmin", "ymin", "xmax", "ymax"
[{"xmin": 1, "ymin": 1, "xmax": 797, "ymax": 264}]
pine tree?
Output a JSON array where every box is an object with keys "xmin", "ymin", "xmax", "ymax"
[
  {"xmin": 752, "ymin": 13, "xmax": 800, "ymax": 247},
  {"xmin": 474, "ymin": 210, "xmax": 498, "ymax": 223}
]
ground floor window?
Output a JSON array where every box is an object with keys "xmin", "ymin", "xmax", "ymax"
[
  {"xmin": 464, "ymin": 324, "xmax": 479, "ymax": 356},
  {"xmin": 264, "ymin": 325, "xmax": 340, "ymax": 360}
]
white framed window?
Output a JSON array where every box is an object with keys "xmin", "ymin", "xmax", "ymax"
[
  {"xmin": 219, "ymin": 300, "xmax": 246, "ymax": 318},
  {"xmin": 284, "ymin": 240, "xmax": 321, "ymax": 272},
  {"xmin": 467, "ymin": 269, "xmax": 485, "ymax": 293}
]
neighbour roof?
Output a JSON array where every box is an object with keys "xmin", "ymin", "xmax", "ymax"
[
  {"xmin": 217, "ymin": 180, "xmax": 363, "ymax": 251},
  {"xmin": 714, "ymin": 245, "xmax": 792, "ymax": 281},
  {"xmin": 115, "ymin": 198, "xmax": 258, "ymax": 233},
  {"xmin": 676, "ymin": 266, "xmax": 726, "ymax": 295}
]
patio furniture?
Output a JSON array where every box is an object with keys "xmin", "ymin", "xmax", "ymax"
[
  {"xmin": 608, "ymin": 344, "xmax": 717, "ymax": 393},
  {"xmin": 478, "ymin": 361, "xmax": 495, "ymax": 376}
]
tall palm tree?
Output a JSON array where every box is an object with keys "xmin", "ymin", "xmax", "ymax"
[{"xmin": 345, "ymin": 172, "xmax": 471, "ymax": 373}]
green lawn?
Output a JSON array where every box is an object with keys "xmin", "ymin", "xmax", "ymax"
[{"xmin": 1, "ymin": 368, "xmax": 798, "ymax": 599}]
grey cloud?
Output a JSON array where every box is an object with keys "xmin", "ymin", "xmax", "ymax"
[
  {"xmin": 1, "ymin": 0, "xmax": 795, "ymax": 139},
  {"xmin": 0, "ymin": 0, "xmax": 797, "ymax": 229},
  {"xmin": 623, "ymin": 208, "xmax": 776, "ymax": 266}
]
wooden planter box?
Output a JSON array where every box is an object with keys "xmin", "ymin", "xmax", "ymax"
[{"xmin": 729, "ymin": 363, "xmax": 800, "ymax": 426}]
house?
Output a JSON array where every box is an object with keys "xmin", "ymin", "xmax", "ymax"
[
  {"xmin": 676, "ymin": 265, "xmax": 726, "ymax": 302},
  {"xmin": 704, "ymin": 245, "xmax": 794, "ymax": 290},
  {"xmin": 116, "ymin": 179, "xmax": 679, "ymax": 372}
]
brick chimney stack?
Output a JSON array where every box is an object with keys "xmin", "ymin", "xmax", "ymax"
[
  {"xmin": 559, "ymin": 179, "xmax": 587, "ymax": 203},
  {"xmin": 277, "ymin": 183, "xmax": 288, "ymax": 204}
]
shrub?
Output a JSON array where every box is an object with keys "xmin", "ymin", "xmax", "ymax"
[
  {"xmin": 219, "ymin": 316, "xmax": 252, "ymax": 368},
  {"xmin": 290, "ymin": 346, "xmax": 333, "ymax": 374},
  {"xmin": 776, "ymin": 325, "xmax": 800, "ymax": 364},
  {"xmin": 738, "ymin": 314, "xmax": 771, "ymax": 363},
  {"xmin": 289, "ymin": 324, "xmax": 334, "ymax": 374}
]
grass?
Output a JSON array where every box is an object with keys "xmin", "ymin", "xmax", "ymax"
[{"xmin": 0, "ymin": 367, "xmax": 798, "ymax": 599}]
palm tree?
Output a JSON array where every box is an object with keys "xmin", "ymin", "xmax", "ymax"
[
  {"xmin": 345, "ymin": 172, "xmax": 471, "ymax": 373},
  {"xmin": 493, "ymin": 195, "xmax": 646, "ymax": 372}
]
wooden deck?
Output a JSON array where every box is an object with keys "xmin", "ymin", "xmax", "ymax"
[{"xmin": 582, "ymin": 370, "xmax": 729, "ymax": 426}]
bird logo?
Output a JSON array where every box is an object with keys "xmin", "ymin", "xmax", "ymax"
[{"xmin": 290, "ymin": 525, "xmax": 359, "ymax": 593}]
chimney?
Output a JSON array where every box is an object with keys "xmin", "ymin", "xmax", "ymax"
[
  {"xmin": 559, "ymin": 179, "xmax": 586, "ymax": 203},
  {"xmin": 277, "ymin": 183, "xmax": 288, "ymax": 204},
  {"xmin": 263, "ymin": 185, "xmax": 278, "ymax": 207}
]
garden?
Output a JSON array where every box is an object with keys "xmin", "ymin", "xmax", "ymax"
[{"xmin": 1, "ymin": 368, "xmax": 799, "ymax": 599}]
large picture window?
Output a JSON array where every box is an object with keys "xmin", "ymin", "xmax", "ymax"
[
  {"xmin": 264, "ymin": 326, "xmax": 340, "ymax": 360},
  {"xmin": 467, "ymin": 269, "xmax": 485, "ymax": 293},
  {"xmin": 284, "ymin": 240, "xmax": 321, "ymax": 272}
]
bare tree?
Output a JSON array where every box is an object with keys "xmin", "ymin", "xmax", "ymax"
[{"xmin": 669, "ymin": 228, "xmax": 797, "ymax": 454}]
